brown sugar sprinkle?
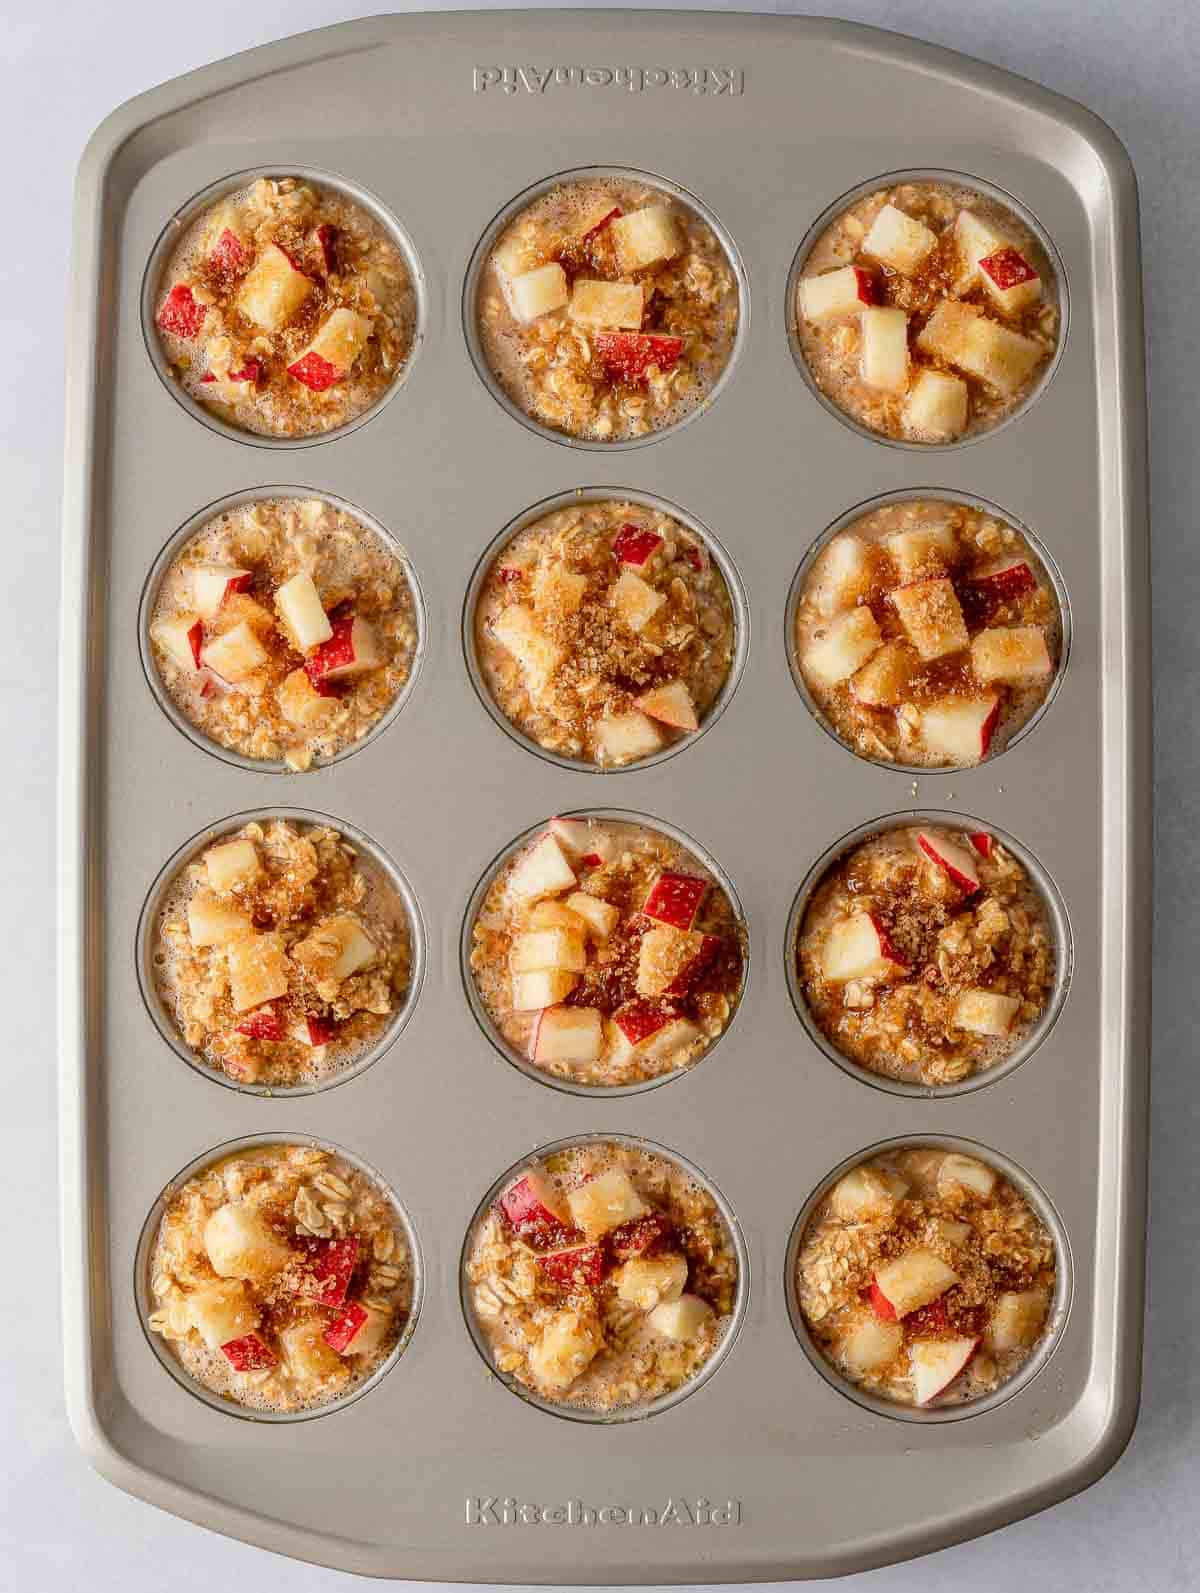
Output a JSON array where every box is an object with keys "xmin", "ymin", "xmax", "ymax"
[
  {"xmin": 147, "ymin": 1143, "xmax": 413, "ymax": 1414},
  {"xmin": 796, "ymin": 179, "xmax": 1059, "ymax": 444},
  {"xmin": 470, "ymin": 816, "xmax": 746, "ymax": 1087},
  {"xmin": 797, "ymin": 1146, "xmax": 1056, "ymax": 1408},
  {"xmin": 465, "ymin": 1141, "xmax": 738, "ymax": 1411},
  {"xmin": 797, "ymin": 824, "xmax": 1055, "ymax": 1087},
  {"xmin": 153, "ymin": 819, "xmax": 411, "ymax": 1089},
  {"xmin": 794, "ymin": 498, "xmax": 1062, "ymax": 769},
  {"xmin": 475, "ymin": 500, "xmax": 736, "ymax": 767},
  {"xmin": 153, "ymin": 175, "xmax": 416, "ymax": 439}
]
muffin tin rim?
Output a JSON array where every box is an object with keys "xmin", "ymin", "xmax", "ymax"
[
  {"xmin": 458, "ymin": 1129, "xmax": 751, "ymax": 1426},
  {"xmin": 782, "ymin": 1132, "xmax": 1075, "ymax": 1424},
  {"xmin": 134, "ymin": 804, "xmax": 428, "ymax": 1098},
  {"xmin": 133, "ymin": 1129, "xmax": 426, "ymax": 1424}
]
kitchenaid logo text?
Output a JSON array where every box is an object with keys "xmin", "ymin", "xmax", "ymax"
[
  {"xmin": 473, "ymin": 65, "xmax": 744, "ymax": 96},
  {"xmin": 465, "ymin": 1496, "xmax": 741, "ymax": 1527}
]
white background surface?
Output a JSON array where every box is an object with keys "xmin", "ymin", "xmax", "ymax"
[{"xmin": 4, "ymin": 0, "xmax": 1194, "ymax": 1587}]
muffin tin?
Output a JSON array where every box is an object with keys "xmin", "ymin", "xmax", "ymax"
[{"xmin": 59, "ymin": 11, "xmax": 1150, "ymax": 1583}]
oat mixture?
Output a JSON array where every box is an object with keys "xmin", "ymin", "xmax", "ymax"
[
  {"xmin": 153, "ymin": 175, "xmax": 416, "ymax": 438},
  {"xmin": 470, "ymin": 816, "xmax": 745, "ymax": 1087},
  {"xmin": 147, "ymin": 1143, "xmax": 414, "ymax": 1414},
  {"xmin": 795, "ymin": 180, "xmax": 1059, "ymax": 442},
  {"xmin": 794, "ymin": 499, "xmax": 1061, "ymax": 768},
  {"xmin": 475, "ymin": 500, "xmax": 736, "ymax": 766},
  {"xmin": 797, "ymin": 825, "xmax": 1055, "ymax": 1087},
  {"xmin": 797, "ymin": 1146, "xmax": 1056, "ymax": 1408},
  {"xmin": 478, "ymin": 176, "xmax": 739, "ymax": 441},
  {"xmin": 150, "ymin": 496, "xmax": 418, "ymax": 772},
  {"xmin": 153, "ymin": 819, "xmax": 411, "ymax": 1088},
  {"xmin": 466, "ymin": 1142, "xmax": 738, "ymax": 1412}
]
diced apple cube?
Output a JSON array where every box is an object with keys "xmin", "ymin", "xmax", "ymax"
[
  {"xmin": 594, "ymin": 711, "xmax": 663, "ymax": 764},
  {"xmin": 610, "ymin": 205, "xmax": 683, "ymax": 271},
  {"xmin": 804, "ymin": 606, "xmax": 883, "ymax": 687},
  {"xmin": 305, "ymin": 614, "xmax": 382, "ymax": 683},
  {"xmin": 874, "ymin": 1249, "xmax": 959, "ymax": 1317},
  {"xmin": 192, "ymin": 564, "xmax": 251, "ymax": 620},
  {"xmin": 928, "ymin": 1217, "xmax": 973, "ymax": 1248},
  {"xmin": 820, "ymin": 911, "xmax": 907, "ymax": 982},
  {"xmin": 611, "ymin": 523, "xmax": 664, "ymax": 566},
  {"xmin": 911, "ymin": 1337, "xmax": 978, "ymax": 1405},
  {"xmin": 491, "ymin": 604, "xmax": 564, "ymax": 691},
  {"xmin": 226, "ymin": 932, "xmax": 290, "ymax": 1012},
  {"xmin": 509, "ymin": 262, "xmax": 569, "ymax": 322},
  {"xmin": 953, "ymin": 989, "xmax": 1021, "ymax": 1036},
  {"xmin": 499, "ymin": 1168, "xmax": 570, "ymax": 1237},
  {"xmin": 648, "ymin": 1293, "xmax": 714, "ymax": 1343},
  {"xmin": 567, "ymin": 1169, "xmax": 648, "ymax": 1239},
  {"xmin": 187, "ymin": 890, "xmax": 252, "ymax": 948},
  {"xmin": 512, "ymin": 968, "xmax": 578, "ymax": 1010},
  {"xmin": 936, "ymin": 1154, "xmax": 997, "ymax": 1199},
  {"xmin": 548, "ymin": 817, "xmax": 615, "ymax": 865},
  {"xmin": 850, "ymin": 641, "xmax": 919, "ymax": 707},
  {"xmin": 293, "ymin": 308, "xmax": 373, "ymax": 381},
  {"xmin": 988, "ymin": 1289, "xmax": 1048, "ymax": 1353},
  {"xmin": 799, "ymin": 265, "xmax": 879, "ymax": 322},
  {"xmin": 860, "ymin": 306, "xmax": 909, "ymax": 392},
  {"xmin": 203, "ymin": 1203, "xmax": 292, "ymax": 1282},
  {"xmin": 640, "ymin": 1017, "xmax": 701, "ymax": 1063},
  {"xmin": 512, "ymin": 928, "xmax": 586, "ymax": 974},
  {"xmin": 636, "ymin": 924, "xmax": 706, "ymax": 998},
  {"xmin": 185, "ymin": 1280, "xmax": 259, "ymax": 1351},
  {"xmin": 279, "ymin": 1316, "xmax": 347, "ymax": 1383},
  {"xmin": 611, "ymin": 569, "xmax": 666, "ymax": 634},
  {"xmin": 916, "ymin": 830, "xmax": 981, "ymax": 894},
  {"xmin": 884, "ymin": 522, "xmax": 960, "ymax": 580},
  {"xmin": 568, "ymin": 279, "xmax": 644, "ymax": 330},
  {"xmin": 509, "ymin": 831, "xmax": 577, "ymax": 901},
  {"xmin": 903, "ymin": 369, "xmax": 969, "ymax": 440},
  {"xmin": 293, "ymin": 914, "xmax": 376, "ymax": 982},
  {"xmin": 201, "ymin": 622, "xmax": 269, "ymax": 685},
  {"xmin": 862, "ymin": 203, "xmax": 937, "ymax": 275},
  {"xmin": 842, "ymin": 1315, "xmax": 904, "ymax": 1376},
  {"xmin": 532, "ymin": 565, "xmax": 587, "ymax": 617},
  {"xmin": 278, "ymin": 668, "xmax": 338, "ymax": 730},
  {"xmin": 322, "ymin": 1301, "xmax": 369, "ymax": 1355},
  {"xmin": 153, "ymin": 613, "xmax": 204, "ymax": 674},
  {"xmin": 954, "ymin": 210, "xmax": 1009, "ymax": 280},
  {"xmin": 530, "ymin": 1005, "xmax": 603, "ymax": 1065},
  {"xmin": 916, "ymin": 300, "xmax": 979, "ymax": 365},
  {"xmin": 616, "ymin": 1252, "xmax": 688, "ymax": 1311},
  {"xmin": 528, "ymin": 899, "xmax": 587, "ymax": 933},
  {"xmin": 830, "ymin": 1165, "xmax": 905, "ymax": 1222},
  {"xmin": 206, "ymin": 207, "xmax": 250, "ymax": 273},
  {"xmin": 529, "ymin": 1305, "xmax": 604, "ymax": 1392},
  {"xmin": 978, "ymin": 247, "xmax": 1042, "ymax": 315},
  {"xmin": 957, "ymin": 317, "xmax": 1044, "ymax": 395},
  {"xmin": 220, "ymin": 1332, "xmax": 277, "ymax": 1372},
  {"xmin": 275, "ymin": 570, "xmax": 333, "ymax": 651},
  {"xmin": 635, "ymin": 679, "xmax": 698, "ymax": 731},
  {"xmin": 970, "ymin": 625, "xmax": 1052, "ymax": 685},
  {"xmin": 334, "ymin": 1302, "xmax": 392, "ymax": 1358},
  {"xmin": 203, "ymin": 837, "xmax": 261, "ymax": 893},
  {"xmin": 891, "ymin": 578, "xmax": 969, "ymax": 660},
  {"xmin": 813, "ymin": 534, "xmax": 872, "ymax": 616},
  {"xmin": 236, "ymin": 242, "xmax": 313, "ymax": 332},
  {"xmin": 920, "ymin": 694, "xmax": 1000, "ymax": 764},
  {"xmin": 565, "ymin": 892, "xmax": 620, "ymax": 942},
  {"xmin": 156, "ymin": 283, "xmax": 207, "ymax": 339},
  {"xmin": 970, "ymin": 560, "xmax": 1037, "ymax": 604},
  {"xmin": 643, "ymin": 871, "xmax": 708, "ymax": 929}
]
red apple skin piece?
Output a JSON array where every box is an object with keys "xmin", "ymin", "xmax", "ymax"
[
  {"xmin": 156, "ymin": 283, "xmax": 207, "ymax": 339},
  {"xmin": 582, "ymin": 206, "xmax": 622, "ymax": 245},
  {"xmin": 316, "ymin": 223, "xmax": 339, "ymax": 273},
  {"xmin": 869, "ymin": 1280, "xmax": 898, "ymax": 1321},
  {"xmin": 304, "ymin": 1013, "xmax": 337, "ymax": 1045},
  {"xmin": 288, "ymin": 350, "xmax": 341, "ymax": 392},
  {"xmin": 323, "ymin": 1301, "xmax": 369, "ymax": 1354},
  {"xmin": 916, "ymin": 831, "xmax": 981, "ymax": 895},
  {"xmin": 970, "ymin": 560, "xmax": 1036, "ymax": 603},
  {"xmin": 593, "ymin": 331, "xmax": 685, "ymax": 385},
  {"xmin": 184, "ymin": 619, "xmax": 203, "ymax": 669},
  {"xmin": 304, "ymin": 614, "xmax": 369, "ymax": 682},
  {"xmin": 978, "ymin": 698, "xmax": 1002, "ymax": 758},
  {"xmin": 209, "ymin": 228, "xmax": 250, "ymax": 275},
  {"xmin": 220, "ymin": 1332, "xmax": 277, "ymax": 1371},
  {"xmin": 979, "ymin": 246, "xmax": 1037, "ymax": 290},
  {"xmin": 537, "ymin": 1243, "xmax": 606, "ymax": 1290},
  {"xmin": 853, "ymin": 266, "xmax": 882, "ymax": 305},
  {"xmin": 497, "ymin": 1174, "xmax": 574, "ymax": 1248},
  {"xmin": 199, "ymin": 360, "xmax": 263, "ymax": 387},
  {"xmin": 607, "ymin": 1212, "xmax": 674, "ymax": 1260},
  {"xmin": 304, "ymin": 1235, "xmax": 360, "ymax": 1308},
  {"xmin": 235, "ymin": 1004, "xmax": 283, "ymax": 1042},
  {"xmin": 611, "ymin": 524, "xmax": 664, "ymax": 566},
  {"xmin": 969, "ymin": 831, "xmax": 994, "ymax": 857},
  {"xmin": 496, "ymin": 564, "xmax": 525, "ymax": 585},
  {"xmin": 613, "ymin": 998, "xmax": 672, "ymax": 1047},
  {"xmin": 642, "ymin": 871, "xmax": 709, "ymax": 930},
  {"xmin": 664, "ymin": 933, "xmax": 724, "ymax": 996}
]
